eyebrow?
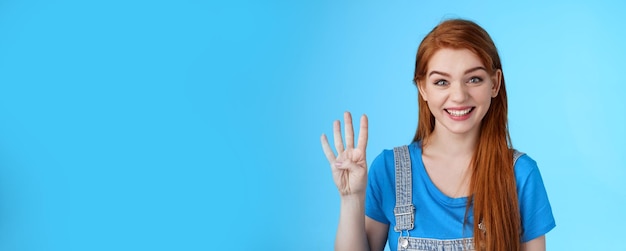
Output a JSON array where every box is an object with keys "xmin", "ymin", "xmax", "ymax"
[{"xmin": 428, "ymin": 66, "xmax": 487, "ymax": 77}]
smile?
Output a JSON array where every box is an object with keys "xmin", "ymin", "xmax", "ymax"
[{"xmin": 445, "ymin": 107, "xmax": 474, "ymax": 117}]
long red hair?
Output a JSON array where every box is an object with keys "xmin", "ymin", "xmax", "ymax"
[{"xmin": 412, "ymin": 19, "xmax": 520, "ymax": 251}]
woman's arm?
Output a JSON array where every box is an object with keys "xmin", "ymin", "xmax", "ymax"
[
  {"xmin": 323, "ymin": 113, "xmax": 388, "ymax": 251},
  {"xmin": 333, "ymin": 198, "xmax": 388, "ymax": 251},
  {"xmin": 334, "ymin": 195, "xmax": 368, "ymax": 250},
  {"xmin": 521, "ymin": 235, "xmax": 545, "ymax": 251},
  {"xmin": 365, "ymin": 216, "xmax": 389, "ymax": 251}
]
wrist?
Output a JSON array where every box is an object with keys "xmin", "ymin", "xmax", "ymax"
[{"xmin": 340, "ymin": 193, "xmax": 365, "ymax": 206}]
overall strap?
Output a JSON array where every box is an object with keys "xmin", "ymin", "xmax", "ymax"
[
  {"xmin": 513, "ymin": 149, "xmax": 525, "ymax": 165},
  {"xmin": 393, "ymin": 145, "xmax": 415, "ymax": 232}
]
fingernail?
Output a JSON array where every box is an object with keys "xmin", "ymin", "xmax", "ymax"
[{"xmin": 334, "ymin": 162, "xmax": 342, "ymax": 167}]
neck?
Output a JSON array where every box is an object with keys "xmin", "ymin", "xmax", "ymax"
[{"xmin": 424, "ymin": 126, "xmax": 480, "ymax": 157}]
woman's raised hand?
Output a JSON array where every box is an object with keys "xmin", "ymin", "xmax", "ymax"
[{"xmin": 321, "ymin": 112, "xmax": 369, "ymax": 197}]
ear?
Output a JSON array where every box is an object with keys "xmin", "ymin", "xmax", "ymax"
[
  {"xmin": 417, "ymin": 81, "xmax": 428, "ymax": 101},
  {"xmin": 491, "ymin": 69, "xmax": 502, "ymax": 98}
]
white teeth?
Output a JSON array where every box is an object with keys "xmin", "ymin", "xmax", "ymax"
[{"xmin": 446, "ymin": 108, "xmax": 472, "ymax": 116}]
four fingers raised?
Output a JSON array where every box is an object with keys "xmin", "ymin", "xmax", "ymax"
[{"xmin": 321, "ymin": 112, "xmax": 369, "ymax": 161}]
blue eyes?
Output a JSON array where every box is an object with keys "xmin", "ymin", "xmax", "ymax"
[
  {"xmin": 432, "ymin": 77, "xmax": 483, "ymax": 86},
  {"xmin": 469, "ymin": 77, "xmax": 483, "ymax": 83},
  {"xmin": 434, "ymin": 80, "xmax": 448, "ymax": 86}
]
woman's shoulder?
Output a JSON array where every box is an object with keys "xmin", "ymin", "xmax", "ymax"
[
  {"xmin": 512, "ymin": 150, "xmax": 542, "ymax": 184},
  {"xmin": 371, "ymin": 141, "xmax": 421, "ymax": 164},
  {"xmin": 511, "ymin": 150, "xmax": 555, "ymax": 240},
  {"xmin": 369, "ymin": 147, "xmax": 393, "ymax": 174},
  {"xmin": 369, "ymin": 142, "xmax": 420, "ymax": 173}
]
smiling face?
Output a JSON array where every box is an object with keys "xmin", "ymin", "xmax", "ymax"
[{"xmin": 418, "ymin": 48, "xmax": 502, "ymax": 137}]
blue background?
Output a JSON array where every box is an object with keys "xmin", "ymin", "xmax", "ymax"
[{"xmin": 1, "ymin": 1, "xmax": 625, "ymax": 250}]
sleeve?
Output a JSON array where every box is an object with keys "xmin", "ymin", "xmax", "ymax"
[
  {"xmin": 365, "ymin": 151, "xmax": 390, "ymax": 224},
  {"xmin": 515, "ymin": 155, "xmax": 556, "ymax": 243}
]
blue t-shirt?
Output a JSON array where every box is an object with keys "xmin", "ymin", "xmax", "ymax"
[{"xmin": 365, "ymin": 142, "xmax": 555, "ymax": 250}]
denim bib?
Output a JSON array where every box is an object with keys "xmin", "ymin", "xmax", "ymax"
[{"xmin": 392, "ymin": 145, "xmax": 524, "ymax": 251}]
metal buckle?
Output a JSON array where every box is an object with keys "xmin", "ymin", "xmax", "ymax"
[{"xmin": 398, "ymin": 230, "xmax": 410, "ymax": 250}]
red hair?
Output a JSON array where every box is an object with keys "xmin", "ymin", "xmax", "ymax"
[{"xmin": 413, "ymin": 19, "xmax": 520, "ymax": 251}]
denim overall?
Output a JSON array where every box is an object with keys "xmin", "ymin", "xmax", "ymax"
[{"xmin": 392, "ymin": 145, "xmax": 524, "ymax": 251}]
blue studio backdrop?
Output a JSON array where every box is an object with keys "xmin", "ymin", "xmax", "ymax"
[{"xmin": 1, "ymin": 1, "xmax": 625, "ymax": 250}]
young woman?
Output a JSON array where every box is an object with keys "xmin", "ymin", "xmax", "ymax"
[{"xmin": 321, "ymin": 19, "xmax": 555, "ymax": 251}]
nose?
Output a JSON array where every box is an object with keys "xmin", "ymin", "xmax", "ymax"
[{"xmin": 449, "ymin": 82, "xmax": 468, "ymax": 103}]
